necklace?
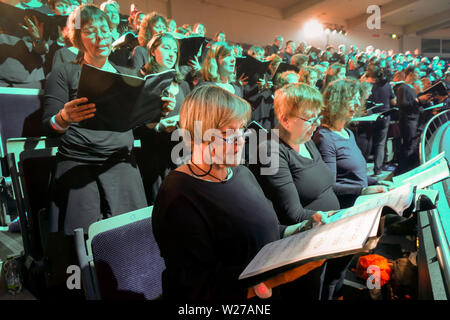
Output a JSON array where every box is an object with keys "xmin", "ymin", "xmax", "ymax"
[{"xmin": 187, "ymin": 162, "xmax": 230, "ymax": 182}]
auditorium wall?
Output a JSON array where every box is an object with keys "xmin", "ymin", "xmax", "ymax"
[{"xmin": 97, "ymin": 0, "xmax": 448, "ymax": 56}]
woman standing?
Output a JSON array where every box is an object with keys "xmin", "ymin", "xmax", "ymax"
[
  {"xmin": 200, "ymin": 42, "xmax": 242, "ymax": 97},
  {"xmin": 131, "ymin": 12, "xmax": 167, "ymax": 69},
  {"xmin": 363, "ymin": 63, "xmax": 397, "ymax": 175},
  {"xmin": 136, "ymin": 33, "xmax": 190, "ymax": 204},
  {"xmin": 42, "ymin": 4, "xmax": 148, "ymax": 235}
]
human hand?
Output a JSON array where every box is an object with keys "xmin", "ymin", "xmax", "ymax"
[
  {"xmin": 238, "ymin": 73, "xmax": 248, "ymax": 86},
  {"xmin": 61, "ymin": 97, "xmax": 96, "ymax": 124},
  {"xmin": 188, "ymin": 56, "xmax": 201, "ymax": 73},
  {"xmin": 376, "ymin": 180, "xmax": 394, "ymax": 188},
  {"xmin": 158, "ymin": 116, "xmax": 178, "ymax": 133},
  {"xmin": 20, "ymin": 16, "xmax": 43, "ymax": 41},
  {"xmin": 161, "ymin": 95, "xmax": 176, "ymax": 116},
  {"xmin": 361, "ymin": 185, "xmax": 389, "ymax": 195},
  {"xmin": 256, "ymin": 77, "xmax": 266, "ymax": 88}
]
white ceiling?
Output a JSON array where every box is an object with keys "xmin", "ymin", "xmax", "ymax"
[{"xmin": 245, "ymin": 0, "xmax": 450, "ymax": 35}]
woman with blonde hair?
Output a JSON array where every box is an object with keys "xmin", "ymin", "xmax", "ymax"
[
  {"xmin": 314, "ymin": 79, "xmax": 390, "ymax": 208},
  {"xmin": 152, "ymin": 84, "xmax": 316, "ymax": 300}
]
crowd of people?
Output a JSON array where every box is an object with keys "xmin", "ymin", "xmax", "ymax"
[{"xmin": 1, "ymin": 0, "xmax": 450, "ymax": 300}]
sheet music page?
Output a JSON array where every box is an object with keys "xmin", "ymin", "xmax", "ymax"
[
  {"xmin": 392, "ymin": 152, "xmax": 446, "ymax": 185},
  {"xmin": 328, "ymin": 183, "xmax": 413, "ymax": 225},
  {"xmin": 393, "ymin": 154, "xmax": 449, "ymax": 189},
  {"xmin": 239, "ymin": 208, "xmax": 381, "ymax": 280},
  {"xmin": 350, "ymin": 113, "xmax": 381, "ymax": 122}
]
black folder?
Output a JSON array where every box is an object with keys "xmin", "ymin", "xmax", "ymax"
[
  {"xmin": 0, "ymin": 2, "xmax": 67, "ymax": 40},
  {"xmin": 77, "ymin": 64, "xmax": 176, "ymax": 132},
  {"xmin": 417, "ymin": 81, "xmax": 448, "ymax": 98},
  {"xmin": 236, "ymin": 55, "xmax": 271, "ymax": 85},
  {"xmin": 178, "ymin": 36, "xmax": 206, "ymax": 66}
]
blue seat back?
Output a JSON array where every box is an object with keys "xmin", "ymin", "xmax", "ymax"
[{"xmin": 90, "ymin": 216, "xmax": 165, "ymax": 300}]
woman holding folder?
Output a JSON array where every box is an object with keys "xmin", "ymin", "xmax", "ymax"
[
  {"xmin": 42, "ymin": 4, "xmax": 148, "ymax": 236},
  {"xmin": 152, "ymin": 85, "xmax": 326, "ymax": 300},
  {"xmin": 135, "ymin": 32, "xmax": 190, "ymax": 204}
]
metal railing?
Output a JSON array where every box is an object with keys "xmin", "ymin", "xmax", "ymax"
[{"xmin": 419, "ymin": 109, "xmax": 450, "ymax": 299}]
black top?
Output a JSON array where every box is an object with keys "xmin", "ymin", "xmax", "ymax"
[
  {"xmin": 396, "ymin": 83, "xmax": 421, "ymax": 116},
  {"xmin": 313, "ymin": 127, "xmax": 369, "ymax": 197},
  {"xmin": 369, "ymin": 81, "xmax": 395, "ymax": 113},
  {"xmin": 43, "ymin": 62, "xmax": 135, "ymax": 162},
  {"xmin": 152, "ymin": 166, "xmax": 285, "ymax": 300},
  {"xmin": 131, "ymin": 45, "xmax": 148, "ymax": 70},
  {"xmin": 197, "ymin": 81, "xmax": 243, "ymax": 97},
  {"xmin": 249, "ymin": 136, "xmax": 340, "ymax": 225}
]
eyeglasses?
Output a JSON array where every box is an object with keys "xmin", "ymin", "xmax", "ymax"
[
  {"xmin": 295, "ymin": 115, "xmax": 323, "ymax": 126},
  {"xmin": 213, "ymin": 128, "xmax": 253, "ymax": 144},
  {"xmin": 82, "ymin": 28, "xmax": 111, "ymax": 39}
]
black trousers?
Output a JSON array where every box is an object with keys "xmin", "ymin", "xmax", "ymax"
[
  {"xmin": 372, "ymin": 116, "xmax": 390, "ymax": 174},
  {"xmin": 49, "ymin": 155, "xmax": 148, "ymax": 235},
  {"xmin": 398, "ymin": 114, "xmax": 420, "ymax": 174}
]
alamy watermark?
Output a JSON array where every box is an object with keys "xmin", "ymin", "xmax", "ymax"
[
  {"xmin": 366, "ymin": 265, "xmax": 382, "ymax": 290},
  {"xmin": 366, "ymin": 5, "xmax": 381, "ymax": 30}
]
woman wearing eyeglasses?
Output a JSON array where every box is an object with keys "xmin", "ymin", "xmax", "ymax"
[
  {"xmin": 152, "ymin": 84, "xmax": 320, "ymax": 300},
  {"xmin": 42, "ymin": 5, "xmax": 148, "ymax": 237},
  {"xmin": 135, "ymin": 32, "xmax": 191, "ymax": 204},
  {"xmin": 313, "ymin": 79, "xmax": 390, "ymax": 209},
  {"xmin": 249, "ymin": 83, "xmax": 345, "ymax": 300}
]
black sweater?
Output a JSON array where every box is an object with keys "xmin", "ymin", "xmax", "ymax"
[
  {"xmin": 42, "ymin": 62, "xmax": 135, "ymax": 162},
  {"xmin": 249, "ymin": 136, "xmax": 340, "ymax": 225},
  {"xmin": 152, "ymin": 166, "xmax": 285, "ymax": 300}
]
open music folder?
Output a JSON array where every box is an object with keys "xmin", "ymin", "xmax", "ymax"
[
  {"xmin": 351, "ymin": 108, "xmax": 398, "ymax": 122},
  {"xmin": 392, "ymin": 152, "xmax": 449, "ymax": 189},
  {"xmin": 0, "ymin": 2, "xmax": 67, "ymax": 40},
  {"xmin": 236, "ymin": 55, "xmax": 271, "ymax": 85},
  {"xmin": 77, "ymin": 64, "xmax": 176, "ymax": 132},
  {"xmin": 178, "ymin": 36, "xmax": 206, "ymax": 66},
  {"xmin": 239, "ymin": 184, "xmax": 416, "ymax": 285}
]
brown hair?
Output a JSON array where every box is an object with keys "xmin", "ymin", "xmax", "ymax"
[
  {"xmin": 201, "ymin": 42, "xmax": 236, "ymax": 83},
  {"xmin": 67, "ymin": 5, "xmax": 113, "ymax": 64},
  {"xmin": 323, "ymin": 63, "xmax": 346, "ymax": 89},
  {"xmin": 298, "ymin": 66, "xmax": 318, "ymax": 85},
  {"xmin": 138, "ymin": 12, "xmax": 167, "ymax": 47},
  {"xmin": 322, "ymin": 78, "xmax": 361, "ymax": 126},
  {"xmin": 142, "ymin": 33, "xmax": 184, "ymax": 83}
]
